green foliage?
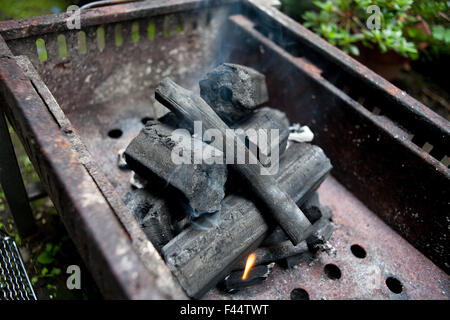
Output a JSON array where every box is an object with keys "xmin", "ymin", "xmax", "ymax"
[
  {"xmin": 0, "ymin": 0, "xmax": 72, "ymax": 21},
  {"xmin": 301, "ymin": 0, "xmax": 450, "ymax": 59},
  {"xmin": 37, "ymin": 242, "xmax": 61, "ymax": 265}
]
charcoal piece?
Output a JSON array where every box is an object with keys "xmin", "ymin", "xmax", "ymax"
[
  {"xmin": 282, "ymin": 251, "xmax": 314, "ymax": 268},
  {"xmin": 125, "ymin": 120, "xmax": 227, "ymax": 215},
  {"xmin": 321, "ymin": 205, "xmax": 333, "ymax": 221},
  {"xmin": 123, "ymin": 188, "xmax": 173, "ymax": 252},
  {"xmin": 156, "ymin": 78, "xmax": 313, "ymax": 246},
  {"xmin": 306, "ymin": 217, "xmax": 335, "ymax": 250},
  {"xmin": 235, "ymin": 107, "xmax": 289, "ymax": 166},
  {"xmin": 261, "ymin": 226, "xmax": 288, "ymax": 247},
  {"xmin": 162, "ymin": 142, "xmax": 332, "ymax": 298},
  {"xmin": 220, "ymin": 264, "xmax": 273, "ymax": 293},
  {"xmin": 199, "ymin": 63, "xmax": 269, "ymax": 124},
  {"xmin": 233, "ymin": 240, "xmax": 308, "ymax": 270},
  {"xmin": 300, "ymin": 192, "xmax": 323, "ymax": 224}
]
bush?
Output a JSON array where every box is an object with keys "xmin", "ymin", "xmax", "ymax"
[{"xmin": 299, "ymin": 0, "xmax": 450, "ymax": 59}]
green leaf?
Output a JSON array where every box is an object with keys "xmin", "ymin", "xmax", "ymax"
[
  {"xmin": 50, "ymin": 268, "xmax": 61, "ymax": 276},
  {"xmin": 432, "ymin": 25, "xmax": 445, "ymax": 41},
  {"xmin": 41, "ymin": 267, "xmax": 49, "ymax": 276},
  {"xmin": 45, "ymin": 243, "xmax": 53, "ymax": 252},
  {"xmin": 349, "ymin": 45, "xmax": 360, "ymax": 56},
  {"xmin": 445, "ymin": 29, "xmax": 450, "ymax": 43},
  {"xmin": 37, "ymin": 251, "xmax": 54, "ymax": 265}
]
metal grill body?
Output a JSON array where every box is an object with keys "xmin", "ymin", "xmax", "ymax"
[
  {"xmin": 0, "ymin": 0, "xmax": 448, "ymax": 299},
  {"xmin": 0, "ymin": 231, "xmax": 36, "ymax": 300}
]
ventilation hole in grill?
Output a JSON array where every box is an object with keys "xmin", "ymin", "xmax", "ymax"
[
  {"xmin": 163, "ymin": 16, "xmax": 170, "ymax": 37},
  {"xmin": 148, "ymin": 20, "xmax": 156, "ymax": 40},
  {"xmin": 192, "ymin": 20, "xmax": 198, "ymax": 30},
  {"xmin": 421, "ymin": 142, "xmax": 433, "ymax": 153},
  {"xmin": 350, "ymin": 244, "xmax": 367, "ymax": 259},
  {"xmin": 131, "ymin": 21, "xmax": 139, "ymax": 43},
  {"xmin": 78, "ymin": 31, "xmax": 87, "ymax": 54},
  {"xmin": 290, "ymin": 288, "xmax": 309, "ymax": 300},
  {"xmin": 386, "ymin": 276, "xmax": 403, "ymax": 294},
  {"xmin": 324, "ymin": 264, "xmax": 341, "ymax": 280},
  {"xmin": 97, "ymin": 26, "xmax": 105, "ymax": 51},
  {"xmin": 36, "ymin": 38, "xmax": 48, "ymax": 62},
  {"xmin": 441, "ymin": 155, "xmax": 450, "ymax": 167},
  {"xmin": 57, "ymin": 34, "xmax": 68, "ymax": 58},
  {"xmin": 108, "ymin": 129, "xmax": 122, "ymax": 139},
  {"xmin": 141, "ymin": 117, "xmax": 154, "ymax": 125},
  {"xmin": 115, "ymin": 24, "xmax": 123, "ymax": 47},
  {"xmin": 372, "ymin": 107, "xmax": 381, "ymax": 115}
]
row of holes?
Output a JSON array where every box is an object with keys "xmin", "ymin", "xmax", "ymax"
[
  {"xmin": 290, "ymin": 244, "xmax": 403, "ymax": 300},
  {"xmin": 35, "ymin": 13, "xmax": 213, "ymax": 62},
  {"xmin": 107, "ymin": 116, "xmax": 153, "ymax": 138},
  {"xmin": 341, "ymin": 86, "xmax": 450, "ymax": 167}
]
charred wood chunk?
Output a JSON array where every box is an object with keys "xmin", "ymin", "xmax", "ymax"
[
  {"xmin": 156, "ymin": 78, "xmax": 313, "ymax": 246},
  {"xmin": 162, "ymin": 142, "xmax": 332, "ymax": 298},
  {"xmin": 125, "ymin": 120, "xmax": 227, "ymax": 215},
  {"xmin": 282, "ymin": 251, "xmax": 314, "ymax": 269},
  {"xmin": 122, "ymin": 188, "xmax": 173, "ymax": 252},
  {"xmin": 199, "ymin": 63, "xmax": 269, "ymax": 124},
  {"xmin": 235, "ymin": 107, "xmax": 290, "ymax": 166},
  {"xmin": 306, "ymin": 217, "xmax": 335, "ymax": 250},
  {"xmin": 219, "ymin": 264, "xmax": 273, "ymax": 293},
  {"xmin": 300, "ymin": 192, "xmax": 323, "ymax": 223}
]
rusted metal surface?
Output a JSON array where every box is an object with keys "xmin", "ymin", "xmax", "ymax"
[
  {"xmin": 0, "ymin": 0, "xmax": 447, "ymax": 300},
  {"xmin": 205, "ymin": 176, "xmax": 449, "ymax": 300},
  {"xmin": 0, "ymin": 0, "xmax": 240, "ymax": 41},
  {"xmin": 0, "ymin": 36, "xmax": 185, "ymax": 299},
  {"xmin": 227, "ymin": 12, "xmax": 449, "ymax": 273}
]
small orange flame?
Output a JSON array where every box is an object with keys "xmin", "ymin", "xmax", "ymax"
[{"xmin": 242, "ymin": 253, "xmax": 256, "ymax": 280}]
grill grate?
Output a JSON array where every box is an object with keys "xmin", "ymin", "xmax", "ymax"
[{"xmin": 0, "ymin": 230, "xmax": 36, "ymax": 300}]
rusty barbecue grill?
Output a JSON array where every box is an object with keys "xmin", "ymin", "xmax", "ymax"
[{"xmin": 0, "ymin": 0, "xmax": 448, "ymax": 300}]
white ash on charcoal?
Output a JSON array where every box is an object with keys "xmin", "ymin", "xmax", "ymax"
[
  {"xmin": 199, "ymin": 63, "xmax": 269, "ymax": 124},
  {"xmin": 219, "ymin": 263, "xmax": 274, "ymax": 293},
  {"xmin": 288, "ymin": 123, "xmax": 314, "ymax": 146},
  {"xmin": 117, "ymin": 148, "xmax": 128, "ymax": 169},
  {"xmin": 125, "ymin": 119, "xmax": 227, "ymax": 215},
  {"xmin": 129, "ymin": 171, "xmax": 148, "ymax": 189}
]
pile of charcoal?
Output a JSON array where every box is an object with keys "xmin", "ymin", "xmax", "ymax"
[{"xmin": 120, "ymin": 63, "xmax": 334, "ymax": 298}]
